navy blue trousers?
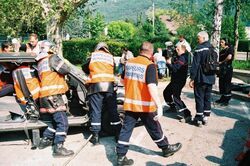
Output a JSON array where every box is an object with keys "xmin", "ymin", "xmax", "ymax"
[
  {"xmin": 42, "ymin": 111, "xmax": 69, "ymax": 144},
  {"xmin": 89, "ymin": 92, "xmax": 121, "ymax": 134},
  {"xmin": 194, "ymin": 83, "xmax": 212, "ymax": 120},
  {"xmin": 116, "ymin": 111, "xmax": 169, "ymax": 156},
  {"xmin": 163, "ymin": 81, "xmax": 191, "ymax": 116},
  {"xmin": 219, "ymin": 67, "xmax": 233, "ymax": 102}
]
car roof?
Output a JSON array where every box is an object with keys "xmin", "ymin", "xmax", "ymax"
[{"xmin": 0, "ymin": 52, "xmax": 36, "ymax": 63}]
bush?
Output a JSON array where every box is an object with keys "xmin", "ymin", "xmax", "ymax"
[
  {"xmin": 233, "ymin": 60, "xmax": 250, "ymax": 70},
  {"xmin": 108, "ymin": 21, "xmax": 136, "ymax": 40},
  {"xmin": 63, "ymin": 38, "xmax": 127, "ymax": 64},
  {"xmin": 238, "ymin": 40, "xmax": 250, "ymax": 52}
]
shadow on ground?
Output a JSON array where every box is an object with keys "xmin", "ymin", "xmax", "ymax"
[{"xmin": 206, "ymin": 98, "xmax": 250, "ymax": 165}]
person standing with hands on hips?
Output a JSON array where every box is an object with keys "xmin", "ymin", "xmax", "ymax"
[{"xmin": 116, "ymin": 42, "xmax": 182, "ymax": 166}]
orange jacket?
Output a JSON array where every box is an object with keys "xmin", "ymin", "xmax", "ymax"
[
  {"xmin": 88, "ymin": 50, "xmax": 115, "ymax": 83},
  {"xmin": 37, "ymin": 54, "xmax": 68, "ymax": 98},
  {"xmin": 12, "ymin": 66, "xmax": 40, "ymax": 104},
  {"xmin": 123, "ymin": 56, "xmax": 157, "ymax": 112}
]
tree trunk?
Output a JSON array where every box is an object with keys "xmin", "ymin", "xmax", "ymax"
[
  {"xmin": 38, "ymin": 0, "xmax": 89, "ymax": 57},
  {"xmin": 46, "ymin": 17, "xmax": 63, "ymax": 56},
  {"xmin": 211, "ymin": 0, "xmax": 224, "ymax": 50},
  {"xmin": 234, "ymin": 0, "xmax": 241, "ymax": 58}
]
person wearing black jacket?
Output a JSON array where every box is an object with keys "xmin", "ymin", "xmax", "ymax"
[
  {"xmin": 215, "ymin": 38, "xmax": 234, "ymax": 106},
  {"xmin": 189, "ymin": 31, "xmax": 215, "ymax": 127},
  {"xmin": 163, "ymin": 44, "xmax": 192, "ymax": 122}
]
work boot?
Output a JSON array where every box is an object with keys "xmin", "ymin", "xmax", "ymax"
[
  {"xmin": 117, "ymin": 155, "xmax": 134, "ymax": 166},
  {"xmin": 53, "ymin": 143, "xmax": 74, "ymax": 157},
  {"xmin": 179, "ymin": 109, "xmax": 192, "ymax": 123},
  {"xmin": 179, "ymin": 115, "xmax": 192, "ymax": 123},
  {"xmin": 89, "ymin": 133, "xmax": 100, "ymax": 145},
  {"xmin": 192, "ymin": 115, "xmax": 204, "ymax": 127},
  {"xmin": 167, "ymin": 104, "xmax": 177, "ymax": 112},
  {"xmin": 202, "ymin": 116, "xmax": 208, "ymax": 126},
  {"xmin": 215, "ymin": 98, "xmax": 223, "ymax": 104},
  {"xmin": 215, "ymin": 96, "xmax": 225, "ymax": 104},
  {"xmin": 192, "ymin": 119, "xmax": 203, "ymax": 127},
  {"xmin": 162, "ymin": 143, "xmax": 182, "ymax": 157},
  {"xmin": 220, "ymin": 102, "xmax": 229, "ymax": 107},
  {"xmin": 38, "ymin": 137, "xmax": 53, "ymax": 149}
]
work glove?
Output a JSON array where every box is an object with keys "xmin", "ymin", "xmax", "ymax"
[{"xmin": 153, "ymin": 105, "xmax": 163, "ymax": 121}]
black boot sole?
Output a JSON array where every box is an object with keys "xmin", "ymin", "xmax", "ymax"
[
  {"xmin": 52, "ymin": 153, "xmax": 74, "ymax": 158},
  {"xmin": 163, "ymin": 144, "xmax": 182, "ymax": 157}
]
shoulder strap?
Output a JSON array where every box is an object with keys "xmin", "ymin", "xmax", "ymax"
[
  {"xmin": 16, "ymin": 70, "xmax": 32, "ymax": 99},
  {"xmin": 15, "ymin": 69, "xmax": 39, "ymax": 121}
]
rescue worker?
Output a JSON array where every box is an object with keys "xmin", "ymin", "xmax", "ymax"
[
  {"xmin": 82, "ymin": 42, "xmax": 121, "ymax": 145},
  {"xmin": 215, "ymin": 38, "xmax": 234, "ymax": 106},
  {"xmin": 116, "ymin": 42, "xmax": 182, "ymax": 166},
  {"xmin": 163, "ymin": 44, "xmax": 192, "ymax": 122},
  {"xmin": 189, "ymin": 31, "xmax": 215, "ymax": 126},
  {"xmin": 36, "ymin": 41, "xmax": 74, "ymax": 157}
]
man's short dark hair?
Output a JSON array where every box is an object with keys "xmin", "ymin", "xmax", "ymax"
[{"xmin": 1, "ymin": 41, "xmax": 11, "ymax": 51}]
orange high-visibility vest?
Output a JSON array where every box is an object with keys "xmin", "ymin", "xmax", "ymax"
[
  {"xmin": 123, "ymin": 56, "xmax": 157, "ymax": 112},
  {"xmin": 12, "ymin": 66, "xmax": 40, "ymax": 104},
  {"xmin": 38, "ymin": 54, "xmax": 68, "ymax": 98},
  {"xmin": 88, "ymin": 50, "xmax": 115, "ymax": 83}
]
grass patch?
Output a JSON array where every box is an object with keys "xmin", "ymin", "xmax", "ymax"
[{"xmin": 233, "ymin": 60, "xmax": 250, "ymax": 70}]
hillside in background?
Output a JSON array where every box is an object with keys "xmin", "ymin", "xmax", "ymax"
[
  {"xmin": 91, "ymin": 0, "xmax": 207, "ymax": 22},
  {"xmin": 91, "ymin": 0, "xmax": 171, "ymax": 22}
]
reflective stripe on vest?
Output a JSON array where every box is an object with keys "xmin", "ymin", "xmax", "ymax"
[
  {"xmin": 19, "ymin": 87, "xmax": 40, "ymax": 102},
  {"xmin": 38, "ymin": 57, "xmax": 68, "ymax": 98},
  {"xmin": 12, "ymin": 66, "xmax": 40, "ymax": 104},
  {"xmin": 88, "ymin": 51, "xmax": 115, "ymax": 83},
  {"xmin": 123, "ymin": 56, "xmax": 156, "ymax": 112}
]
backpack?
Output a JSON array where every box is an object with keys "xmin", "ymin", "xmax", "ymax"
[{"xmin": 203, "ymin": 46, "xmax": 219, "ymax": 75}]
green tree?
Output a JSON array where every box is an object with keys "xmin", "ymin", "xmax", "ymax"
[
  {"xmin": 107, "ymin": 21, "xmax": 136, "ymax": 40},
  {"xmin": 0, "ymin": 0, "xmax": 45, "ymax": 36},
  {"xmin": 63, "ymin": 8, "xmax": 88, "ymax": 38},
  {"xmin": 221, "ymin": 16, "xmax": 246, "ymax": 43},
  {"xmin": 38, "ymin": 0, "xmax": 90, "ymax": 55},
  {"xmin": 85, "ymin": 13, "xmax": 106, "ymax": 38},
  {"xmin": 0, "ymin": 0, "xmax": 94, "ymax": 55},
  {"xmin": 177, "ymin": 24, "xmax": 201, "ymax": 48}
]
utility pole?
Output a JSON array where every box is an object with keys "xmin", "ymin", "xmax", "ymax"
[{"xmin": 151, "ymin": 0, "xmax": 155, "ymax": 36}]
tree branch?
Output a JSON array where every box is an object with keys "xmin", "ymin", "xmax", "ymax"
[{"xmin": 37, "ymin": 0, "xmax": 52, "ymax": 18}]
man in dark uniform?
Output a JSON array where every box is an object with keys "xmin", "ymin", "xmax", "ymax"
[
  {"xmin": 116, "ymin": 42, "xmax": 182, "ymax": 166},
  {"xmin": 82, "ymin": 42, "xmax": 121, "ymax": 145},
  {"xmin": 215, "ymin": 38, "xmax": 234, "ymax": 106},
  {"xmin": 189, "ymin": 31, "xmax": 215, "ymax": 127},
  {"xmin": 163, "ymin": 44, "xmax": 192, "ymax": 122}
]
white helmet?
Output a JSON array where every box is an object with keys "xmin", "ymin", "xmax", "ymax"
[{"xmin": 95, "ymin": 42, "xmax": 110, "ymax": 53}]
